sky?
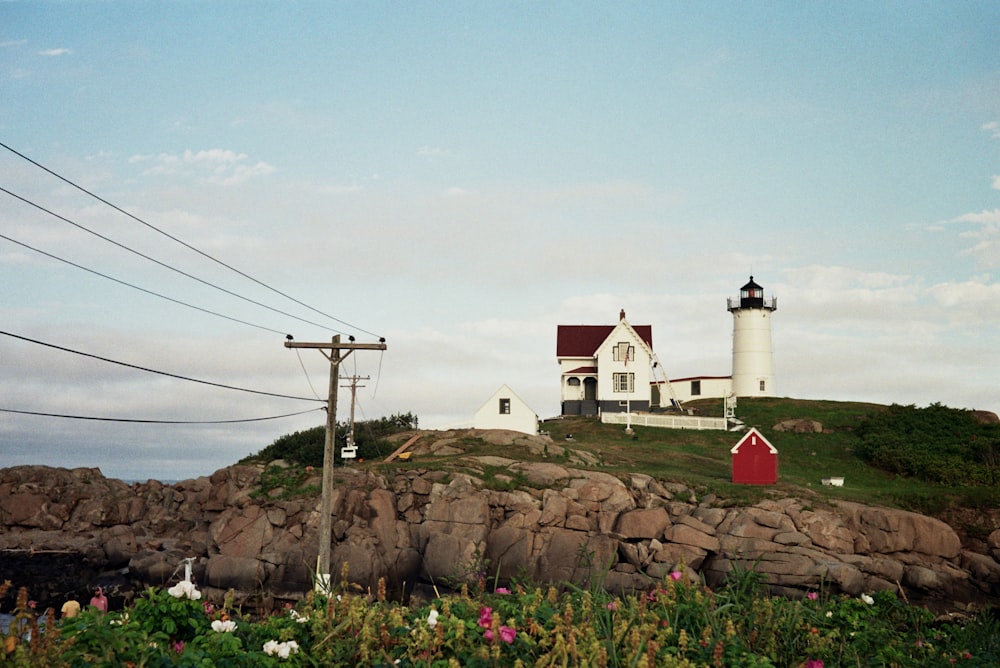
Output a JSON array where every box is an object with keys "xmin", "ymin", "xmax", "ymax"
[{"xmin": 1, "ymin": 1, "xmax": 998, "ymax": 481}]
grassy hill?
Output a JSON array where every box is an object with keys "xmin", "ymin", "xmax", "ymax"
[
  {"xmin": 374, "ymin": 398, "xmax": 1000, "ymax": 527},
  {"xmin": 249, "ymin": 397, "xmax": 1000, "ymax": 538}
]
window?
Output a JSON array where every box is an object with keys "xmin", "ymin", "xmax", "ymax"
[
  {"xmin": 613, "ymin": 342, "xmax": 634, "ymax": 362},
  {"xmin": 612, "ymin": 373, "xmax": 634, "ymax": 393},
  {"xmin": 691, "ymin": 380, "xmax": 701, "ymax": 396},
  {"xmin": 499, "ymin": 398, "xmax": 511, "ymax": 414},
  {"xmin": 759, "ymin": 380, "xmax": 766, "ymax": 392}
]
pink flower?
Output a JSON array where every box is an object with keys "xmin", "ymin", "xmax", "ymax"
[
  {"xmin": 500, "ymin": 625, "xmax": 516, "ymax": 644},
  {"xmin": 807, "ymin": 591, "xmax": 819, "ymax": 601},
  {"xmin": 806, "ymin": 660, "xmax": 824, "ymax": 668},
  {"xmin": 484, "ymin": 629, "xmax": 494, "ymax": 641},
  {"xmin": 669, "ymin": 570, "xmax": 683, "ymax": 581},
  {"xmin": 478, "ymin": 606, "xmax": 493, "ymax": 629},
  {"xmin": 173, "ymin": 640, "xmax": 185, "ymax": 653},
  {"xmin": 606, "ymin": 600, "xmax": 619, "ymax": 611},
  {"xmin": 495, "ymin": 587, "xmax": 510, "ymax": 595}
]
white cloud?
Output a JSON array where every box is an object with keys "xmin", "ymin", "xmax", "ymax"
[
  {"xmin": 982, "ymin": 121, "xmax": 1000, "ymax": 139},
  {"xmin": 1, "ymin": 39, "xmax": 28, "ymax": 48},
  {"xmin": 38, "ymin": 48, "xmax": 71, "ymax": 57},
  {"xmin": 128, "ymin": 149, "xmax": 275, "ymax": 185},
  {"xmin": 991, "ymin": 175, "xmax": 1000, "ymax": 190},
  {"xmin": 417, "ymin": 146, "xmax": 450, "ymax": 157}
]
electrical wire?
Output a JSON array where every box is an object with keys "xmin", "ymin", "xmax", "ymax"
[
  {"xmin": 1, "ymin": 140, "xmax": 383, "ymax": 339},
  {"xmin": 0, "ymin": 231, "xmax": 292, "ymax": 337},
  {"xmin": 0, "ymin": 330, "xmax": 325, "ymax": 402},
  {"xmin": 0, "ymin": 406, "xmax": 324, "ymax": 424},
  {"xmin": 0, "ymin": 185, "xmax": 340, "ymax": 335},
  {"xmin": 294, "ymin": 348, "xmax": 323, "ymax": 400}
]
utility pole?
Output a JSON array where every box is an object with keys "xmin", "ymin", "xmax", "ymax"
[
  {"xmin": 283, "ymin": 335, "xmax": 386, "ymax": 592},
  {"xmin": 339, "ymin": 374, "xmax": 369, "ymax": 460}
]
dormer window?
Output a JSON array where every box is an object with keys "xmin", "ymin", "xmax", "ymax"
[{"xmin": 613, "ymin": 342, "xmax": 634, "ymax": 362}]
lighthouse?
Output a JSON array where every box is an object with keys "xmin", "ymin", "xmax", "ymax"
[{"xmin": 727, "ymin": 276, "xmax": 777, "ymax": 397}]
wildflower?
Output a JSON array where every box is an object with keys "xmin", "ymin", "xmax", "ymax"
[
  {"xmin": 427, "ymin": 609, "xmax": 439, "ymax": 628},
  {"xmin": 211, "ymin": 619, "xmax": 237, "ymax": 633},
  {"xmin": 202, "ymin": 601, "xmax": 214, "ymax": 615},
  {"xmin": 263, "ymin": 639, "xmax": 300, "ymax": 658},
  {"xmin": 500, "ymin": 626, "xmax": 516, "ymax": 644},
  {"xmin": 495, "ymin": 587, "xmax": 511, "ymax": 595},
  {"xmin": 860, "ymin": 593, "xmax": 874, "ymax": 605},
  {"xmin": 289, "ymin": 608, "xmax": 309, "ymax": 624},
  {"xmin": 825, "ymin": 611, "xmax": 833, "ymax": 618},
  {"xmin": 167, "ymin": 580, "xmax": 202, "ymax": 600},
  {"xmin": 807, "ymin": 591, "xmax": 819, "ymax": 601},
  {"xmin": 484, "ymin": 629, "xmax": 494, "ymax": 641},
  {"xmin": 669, "ymin": 570, "xmax": 683, "ymax": 581},
  {"xmin": 478, "ymin": 606, "xmax": 493, "ymax": 629},
  {"xmin": 172, "ymin": 640, "xmax": 184, "ymax": 653},
  {"xmin": 606, "ymin": 600, "xmax": 619, "ymax": 611},
  {"xmin": 806, "ymin": 660, "xmax": 824, "ymax": 668}
]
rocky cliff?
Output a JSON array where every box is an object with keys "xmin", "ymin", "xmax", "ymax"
[{"xmin": 3, "ymin": 429, "xmax": 1000, "ymax": 614}]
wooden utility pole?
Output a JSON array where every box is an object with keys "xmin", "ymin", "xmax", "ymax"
[
  {"xmin": 283, "ymin": 335, "xmax": 386, "ymax": 591},
  {"xmin": 340, "ymin": 374, "xmax": 369, "ymax": 459}
]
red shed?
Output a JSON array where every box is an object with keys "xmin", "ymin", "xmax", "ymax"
[{"xmin": 730, "ymin": 427, "xmax": 778, "ymax": 485}]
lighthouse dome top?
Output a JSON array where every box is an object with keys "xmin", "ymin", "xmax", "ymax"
[{"xmin": 728, "ymin": 275, "xmax": 777, "ymax": 311}]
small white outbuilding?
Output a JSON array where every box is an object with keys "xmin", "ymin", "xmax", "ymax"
[{"xmin": 473, "ymin": 384, "xmax": 539, "ymax": 435}]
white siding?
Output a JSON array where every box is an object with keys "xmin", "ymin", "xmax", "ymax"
[
  {"xmin": 473, "ymin": 384, "xmax": 539, "ymax": 435},
  {"xmin": 731, "ymin": 308, "xmax": 775, "ymax": 397},
  {"xmin": 595, "ymin": 322, "xmax": 652, "ymax": 405},
  {"xmin": 668, "ymin": 377, "xmax": 733, "ymax": 403}
]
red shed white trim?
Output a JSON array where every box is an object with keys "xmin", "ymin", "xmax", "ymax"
[{"xmin": 730, "ymin": 427, "xmax": 778, "ymax": 485}]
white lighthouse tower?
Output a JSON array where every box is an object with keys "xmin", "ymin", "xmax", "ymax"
[{"xmin": 727, "ymin": 276, "xmax": 777, "ymax": 397}]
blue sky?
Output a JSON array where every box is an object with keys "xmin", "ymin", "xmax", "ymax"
[{"xmin": 2, "ymin": 2, "xmax": 998, "ymax": 480}]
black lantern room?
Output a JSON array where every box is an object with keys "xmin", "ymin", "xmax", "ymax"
[{"xmin": 739, "ymin": 276, "xmax": 765, "ymax": 308}]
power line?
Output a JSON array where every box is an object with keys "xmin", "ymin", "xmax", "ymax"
[
  {"xmin": 0, "ymin": 231, "xmax": 292, "ymax": 336},
  {"xmin": 0, "ymin": 330, "xmax": 325, "ymax": 402},
  {"xmin": 0, "ymin": 406, "xmax": 324, "ymax": 424},
  {"xmin": 0, "ymin": 185, "xmax": 340, "ymax": 335},
  {"xmin": 0, "ymin": 140, "xmax": 382, "ymax": 339}
]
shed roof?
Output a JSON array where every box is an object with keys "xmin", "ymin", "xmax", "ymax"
[{"xmin": 730, "ymin": 427, "xmax": 778, "ymax": 454}]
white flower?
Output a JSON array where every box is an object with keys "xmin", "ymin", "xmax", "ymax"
[
  {"xmin": 427, "ymin": 609, "xmax": 439, "ymax": 628},
  {"xmin": 860, "ymin": 593, "xmax": 875, "ymax": 605},
  {"xmin": 264, "ymin": 639, "xmax": 300, "ymax": 659},
  {"xmin": 167, "ymin": 580, "xmax": 202, "ymax": 600},
  {"xmin": 211, "ymin": 619, "xmax": 237, "ymax": 633},
  {"xmin": 825, "ymin": 611, "xmax": 833, "ymax": 618},
  {"xmin": 289, "ymin": 609, "xmax": 309, "ymax": 624}
]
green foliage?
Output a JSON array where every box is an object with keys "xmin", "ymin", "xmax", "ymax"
[
  {"xmin": 856, "ymin": 403, "xmax": 1000, "ymax": 485},
  {"xmin": 242, "ymin": 412, "xmax": 418, "ymax": 467},
  {"xmin": 252, "ymin": 464, "xmax": 320, "ymax": 500},
  {"xmin": 5, "ymin": 575, "xmax": 1000, "ymax": 667}
]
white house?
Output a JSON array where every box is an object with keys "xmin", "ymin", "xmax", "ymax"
[
  {"xmin": 557, "ymin": 310, "xmax": 655, "ymax": 416},
  {"xmin": 473, "ymin": 384, "xmax": 539, "ymax": 435},
  {"xmin": 665, "ymin": 375, "xmax": 734, "ymax": 404}
]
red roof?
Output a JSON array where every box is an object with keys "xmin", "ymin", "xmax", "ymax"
[
  {"xmin": 563, "ymin": 366, "xmax": 598, "ymax": 375},
  {"xmin": 556, "ymin": 324, "xmax": 653, "ymax": 357}
]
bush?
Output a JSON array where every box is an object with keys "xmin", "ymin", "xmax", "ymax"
[
  {"xmin": 855, "ymin": 403, "xmax": 1000, "ymax": 486},
  {"xmin": 242, "ymin": 412, "xmax": 418, "ymax": 467}
]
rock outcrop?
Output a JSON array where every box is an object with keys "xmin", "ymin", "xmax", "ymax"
[{"xmin": 2, "ymin": 430, "xmax": 999, "ymax": 614}]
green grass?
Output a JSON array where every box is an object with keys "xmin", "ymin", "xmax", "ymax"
[{"xmin": 532, "ymin": 397, "xmax": 1000, "ymax": 517}]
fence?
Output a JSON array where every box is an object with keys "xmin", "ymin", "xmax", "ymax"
[{"xmin": 601, "ymin": 412, "xmax": 729, "ymax": 431}]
